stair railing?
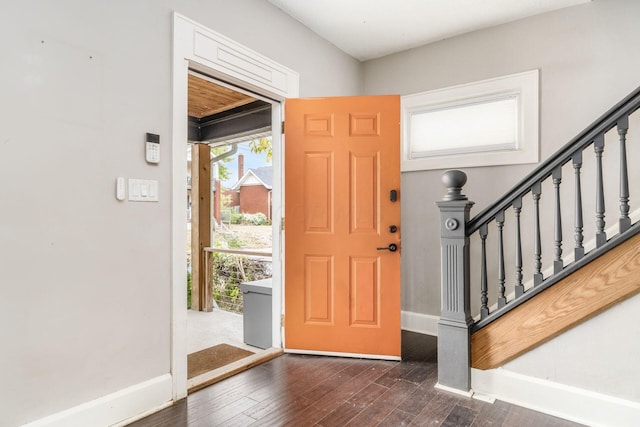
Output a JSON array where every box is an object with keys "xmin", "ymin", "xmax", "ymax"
[{"xmin": 436, "ymin": 85, "xmax": 640, "ymax": 394}]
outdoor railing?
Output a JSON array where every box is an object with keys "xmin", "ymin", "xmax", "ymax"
[{"xmin": 203, "ymin": 247, "xmax": 272, "ymax": 313}]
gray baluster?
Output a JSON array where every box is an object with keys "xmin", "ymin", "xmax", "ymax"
[
  {"xmin": 496, "ymin": 211, "xmax": 506, "ymax": 308},
  {"xmin": 573, "ymin": 151, "xmax": 584, "ymax": 261},
  {"xmin": 553, "ymin": 167, "xmax": 563, "ymax": 274},
  {"xmin": 595, "ymin": 135, "xmax": 607, "ymax": 247},
  {"xmin": 618, "ymin": 115, "xmax": 630, "ymax": 233},
  {"xmin": 532, "ymin": 182, "xmax": 543, "ymax": 286},
  {"xmin": 480, "ymin": 224, "xmax": 489, "ymax": 319},
  {"xmin": 513, "ymin": 197, "xmax": 524, "ymax": 297}
]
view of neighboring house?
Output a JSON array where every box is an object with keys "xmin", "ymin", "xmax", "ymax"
[
  {"xmin": 227, "ymin": 166, "xmax": 272, "ymax": 220},
  {"xmin": 187, "ymin": 150, "xmax": 272, "ymax": 225}
]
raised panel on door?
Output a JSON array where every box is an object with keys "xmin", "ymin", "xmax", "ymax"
[
  {"xmin": 304, "ymin": 255, "xmax": 334, "ymax": 324},
  {"xmin": 304, "ymin": 152, "xmax": 334, "ymax": 233},
  {"xmin": 350, "ymin": 152, "xmax": 380, "ymax": 234}
]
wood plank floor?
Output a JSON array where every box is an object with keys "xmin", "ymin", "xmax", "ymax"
[{"xmin": 129, "ymin": 332, "xmax": 583, "ymax": 427}]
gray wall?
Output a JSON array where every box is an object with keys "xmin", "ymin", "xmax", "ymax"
[
  {"xmin": 362, "ymin": 0, "xmax": 640, "ymax": 316},
  {"xmin": 0, "ymin": 1, "xmax": 360, "ymax": 425},
  {"xmin": 504, "ymin": 292, "xmax": 640, "ymax": 403}
]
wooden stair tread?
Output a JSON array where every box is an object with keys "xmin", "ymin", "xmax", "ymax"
[{"xmin": 471, "ymin": 232, "xmax": 640, "ymax": 370}]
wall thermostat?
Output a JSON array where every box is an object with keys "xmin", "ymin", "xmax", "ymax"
[{"xmin": 145, "ymin": 133, "xmax": 160, "ymax": 164}]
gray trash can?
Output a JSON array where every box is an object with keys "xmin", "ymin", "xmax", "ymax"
[{"xmin": 240, "ymin": 278, "xmax": 272, "ymax": 349}]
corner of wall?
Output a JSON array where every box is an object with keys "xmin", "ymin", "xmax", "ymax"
[{"xmin": 401, "ymin": 310, "xmax": 439, "ymax": 336}]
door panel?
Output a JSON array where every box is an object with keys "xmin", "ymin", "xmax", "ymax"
[{"xmin": 285, "ymin": 95, "xmax": 400, "ymax": 357}]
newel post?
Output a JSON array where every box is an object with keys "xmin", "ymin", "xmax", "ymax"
[{"xmin": 435, "ymin": 170, "xmax": 474, "ymax": 394}]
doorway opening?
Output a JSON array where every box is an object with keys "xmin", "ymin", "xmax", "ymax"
[
  {"xmin": 186, "ymin": 72, "xmax": 281, "ymax": 392},
  {"xmin": 172, "ymin": 13, "xmax": 299, "ymax": 399}
]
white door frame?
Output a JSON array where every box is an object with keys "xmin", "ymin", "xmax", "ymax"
[{"xmin": 171, "ymin": 12, "xmax": 299, "ymax": 399}]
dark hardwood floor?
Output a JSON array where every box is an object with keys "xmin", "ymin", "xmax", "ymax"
[{"xmin": 130, "ymin": 331, "xmax": 583, "ymax": 426}]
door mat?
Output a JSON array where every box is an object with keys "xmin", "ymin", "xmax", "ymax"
[{"xmin": 188, "ymin": 344, "xmax": 254, "ymax": 379}]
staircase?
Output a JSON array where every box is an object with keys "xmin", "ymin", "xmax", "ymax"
[
  {"xmin": 471, "ymin": 231, "xmax": 640, "ymax": 370},
  {"xmin": 436, "ymin": 85, "xmax": 640, "ymax": 394}
]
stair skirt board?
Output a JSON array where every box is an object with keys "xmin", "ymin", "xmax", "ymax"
[
  {"xmin": 21, "ymin": 374, "xmax": 173, "ymax": 427},
  {"xmin": 472, "ymin": 368, "xmax": 640, "ymax": 427}
]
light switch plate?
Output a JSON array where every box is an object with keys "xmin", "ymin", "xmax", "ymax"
[
  {"xmin": 128, "ymin": 179, "xmax": 159, "ymax": 202},
  {"xmin": 116, "ymin": 177, "xmax": 126, "ymax": 201}
]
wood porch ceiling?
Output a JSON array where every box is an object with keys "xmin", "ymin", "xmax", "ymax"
[{"xmin": 188, "ymin": 74, "xmax": 255, "ymax": 118}]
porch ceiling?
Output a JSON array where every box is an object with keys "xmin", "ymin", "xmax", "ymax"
[
  {"xmin": 188, "ymin": 74, "xmax": 255, "ymax": 119},
  {"xmin": 187, "ymin": 74, "xmax": 271, "ymax": 144}
]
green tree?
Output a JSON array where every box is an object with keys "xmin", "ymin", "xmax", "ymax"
[
  {"xmin": 220, "ymin": 192, "xmax": 232, "ymax": 211},
  {"xmin": 249, "ymin": 137, "xmax": 272, "ymax": 163},
  {"xmin": 211, "ymin": 146, "xmax": 232, "ymax": 181}
]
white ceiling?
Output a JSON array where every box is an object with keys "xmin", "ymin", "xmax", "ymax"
[{"xmin": 267, "ymin": 0, "xmax": 591, "ymax": 61}]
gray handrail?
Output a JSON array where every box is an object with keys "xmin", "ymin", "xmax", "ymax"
[{"xmin": 467, "ymin": 86, "xmax": 640, "ymax": 235}]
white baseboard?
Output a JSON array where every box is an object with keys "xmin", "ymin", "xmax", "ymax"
[
  {"xmin": 22, "ymin": 374, "xmax": 173, "ymax": 427},
  {"xmin": 401, "ymin": 310, "xmax": 439, "ymax": 336},
  {"xmin": 472, "ymin": 368, "xmax": 640, "ymax": 427}
]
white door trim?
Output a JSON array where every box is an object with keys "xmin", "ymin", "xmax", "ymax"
[{"xmin": 171, "ymin": 12, "xmax": 299, "ymax": 399}]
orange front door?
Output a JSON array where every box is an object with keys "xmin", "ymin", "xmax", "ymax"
[{"xmin": 284, "ymin": 95, "xmax": 401, "ymax": 357}]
